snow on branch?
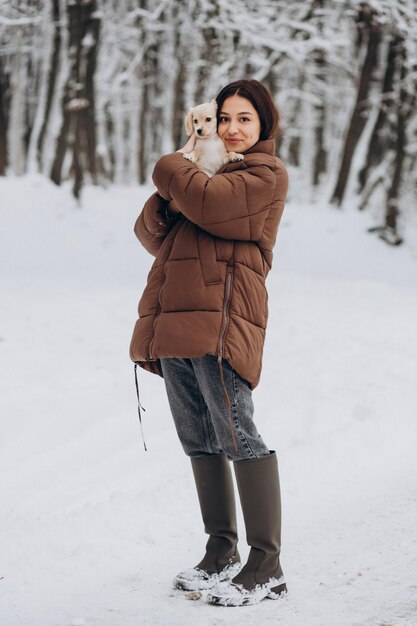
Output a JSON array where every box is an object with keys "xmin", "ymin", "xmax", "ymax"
[
  {"xmin": 127, "ymin": 0, "xmax": 171, "ymax": 24},
  {"xmin": 0, "ymin": 15, "xmax": 44, "ymax": 26}
]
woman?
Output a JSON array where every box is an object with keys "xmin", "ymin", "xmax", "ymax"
[{"xmin": 129, "ymin": 79, "xmax": 289, "ymax": 606}]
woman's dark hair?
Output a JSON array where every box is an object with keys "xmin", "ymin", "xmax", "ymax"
[{"xmin": 215, "ymin": 79, "xmax": 280, "ymax": 140}]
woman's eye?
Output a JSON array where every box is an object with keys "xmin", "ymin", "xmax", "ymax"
[
  {"xmin": 206, "ymin": 117, "xmax": 212, "ymax": 122},
  {"xmin": 218, "ymin": 116, "xmax": 249, "ymax": 123}
]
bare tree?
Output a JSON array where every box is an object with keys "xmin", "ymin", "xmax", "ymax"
[
  {"xmin": 50, "ymin": 0, "xmax": 100, "ymax": 198},
  {"xmin": 0, "ymin": 57, "xmax": 10, "ymax": 175},
  {"xmin": 35, "ymin": 0, "xmax": 62, "ymax": 172},
  {"xmin": 331, "ymin": 3, "xmax": 382, "ymax": 206}
]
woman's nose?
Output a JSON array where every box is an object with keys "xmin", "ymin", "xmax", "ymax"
[{"xmin": 228, "ymin": 121, "xmax": 239, "ymax": 134}]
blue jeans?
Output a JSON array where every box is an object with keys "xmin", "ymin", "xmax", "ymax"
[{"xmin": 160, "ymin": 355, "xmax": 269, "ymax": 461}]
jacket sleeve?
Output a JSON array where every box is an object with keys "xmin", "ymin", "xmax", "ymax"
[
  {"xmin": 152, "ymin": 152, "xmax": 288, "ymax": 241},
  {"xmin": 134, "ymin": 192, "xmax": 178, "ymax": 257}
]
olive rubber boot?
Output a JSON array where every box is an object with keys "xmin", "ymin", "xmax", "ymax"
[
  {"xmin": 207, "ymin": 451, "xmax": 287, "ymax": 606},
  {"xmin": 174, "ymin": 453, "xmax": 241, "ymax": 591}
]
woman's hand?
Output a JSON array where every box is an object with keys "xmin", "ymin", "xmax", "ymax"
[{"xmin": 176, "ymin": 135, "xmax": 196, "ymax": 154}]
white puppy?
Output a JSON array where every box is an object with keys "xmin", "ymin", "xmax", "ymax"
[{"xmin": 183, "ymin": 99, "xmax": 244, "ymax": 177}]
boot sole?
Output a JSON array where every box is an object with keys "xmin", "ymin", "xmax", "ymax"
[
  {"xmin": 174, "ymin": 562, "xmax": 242, "ymax": 592},
  {"xmin": 207, "ymin": 577, "xmax": 287, "ymax": 606}
]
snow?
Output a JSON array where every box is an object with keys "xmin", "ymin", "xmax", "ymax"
[{"xmin": 1, "ymin": 173, "xmax": 417, "ymax": 625}]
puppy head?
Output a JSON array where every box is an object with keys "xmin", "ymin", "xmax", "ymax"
[{"xmin": 184, "ymin": 99, "xmax": 218, "ymax": 138}]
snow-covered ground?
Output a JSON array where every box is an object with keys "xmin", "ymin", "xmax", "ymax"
[{"xmin": 1, "ymin": 174, "xmax": 417, "ymax": 626}]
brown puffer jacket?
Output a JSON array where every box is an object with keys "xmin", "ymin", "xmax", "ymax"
[{"xmin": 129, "ymin": 138, "xmax": 288, "ymax": 390}]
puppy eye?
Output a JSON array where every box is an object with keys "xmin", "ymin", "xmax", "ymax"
[
  {"xmin": 193, "ymin": 119, "xmax": 198, "ymax": 124},
  {"xmin": 206, "ymin": 117, "xmax": 212, "ymax": 122}
]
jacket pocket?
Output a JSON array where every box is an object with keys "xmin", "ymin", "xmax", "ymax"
[{"xmin": 197, "ymin": 229, "xmax": 222, "ymax": 285}]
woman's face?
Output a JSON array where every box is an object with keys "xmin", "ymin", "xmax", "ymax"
[{"xmin": 218, "ymin": 95, "xmax": 261, "ymax": 153}]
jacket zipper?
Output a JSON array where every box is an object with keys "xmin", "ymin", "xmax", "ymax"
[
  {"xmin": 148, "ymin": 301, "xmax": 160, "ymax": 361},
  {"xmin": 216, "ymin": 265, "xmax": 238, "ymax": 453},
  {"xmin": 217, "ymin": 265, "xmax": 233, "ymax": 363}
]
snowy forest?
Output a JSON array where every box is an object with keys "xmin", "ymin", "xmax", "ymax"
[{"xmin": 1, "ymin": 0, "xmax": 416, "ymax": 244}]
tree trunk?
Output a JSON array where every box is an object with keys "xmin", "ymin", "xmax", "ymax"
[
  {"xmin": 312, "ymin": 48, "xmax": 327, "ymax": 186},
  {"xmin": 137, "ymin": 40, "xmax": 158, "ymax": 183},
  {"xmin": 172, "ymin": 58, "xmax": 186, "ymax": 151},
  {"xmin": 138, "ymin": 82, "xmax": 148, "ymax": 185},
  {"xmin": 0, "ymin": 58, "xmax": 10, "ymax": 175},
  {"xmin": 263, "ymin": 68, "xmax": 281, "ymax": 155},
  {"xmin": 8, "ymin": 26, "xmax": 27, "ymax": 175},
  {"xmin": 310, "ymin": 0, "xmax": 327, "ymax": 185},
  {"xmin": 50, "ymin": 93, "xmax": 71, "ymax": 185},
  {"xmin": 37, "ymin": 0, "xmax": 61, "ymax": 171},
  {"xmin": 331, "ymin": 5, "xmax": 381, "ymax": 205},
  {"xmin": 366, "ymin": 38, "xmax": 414, "ymax": 245},
  {"xmin": 357, "ymin": 35, "xmax": 400, "ymax": 193},
  {"xmin": 385, "ymin": 39, "xmax": 406, "ymax": 234},
  {"xmin": 50, "ymin": 0, "xmax": 99, "ymax": 195},
  {"xmin": 136, "ymin": 0, "xmax": 156, "ymax": 184},
  {"xmin": 80, "ymin": 5, "xmax": 99, "ymax": 183},
  {"xmin": 287, "ymin": 79, "xmax": 302, "ymax": 168}
]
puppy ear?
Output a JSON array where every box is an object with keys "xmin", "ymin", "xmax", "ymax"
[
  {"xmin": 210, "ymin": 99, "xmax": 218, "ymax": 112},
  {"xmin": 184, "ymin": 109, "xmax": 194, "ymax": 137}
]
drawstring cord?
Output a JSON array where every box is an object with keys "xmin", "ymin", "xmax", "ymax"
[
  {"xmin": 217, "ymin": 355, "xmax": 238, "ymax": 454},
  {"xmin": 134, "ymin": 363, "xmax": 147, "ymax": 451}
]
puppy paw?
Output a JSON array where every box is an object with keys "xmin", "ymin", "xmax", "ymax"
[
  {"xmin": 227, "ymin": 152, "xmax": 244, "ymax": 162},
  {"xmin": 183, "ymin": 151, "xmax": 197, "ymax": 163}
]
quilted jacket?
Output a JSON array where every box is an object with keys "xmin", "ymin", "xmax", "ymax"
[{"xmin": 129, "ymin": 138, "xmax": 288, "ymax": 389}]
